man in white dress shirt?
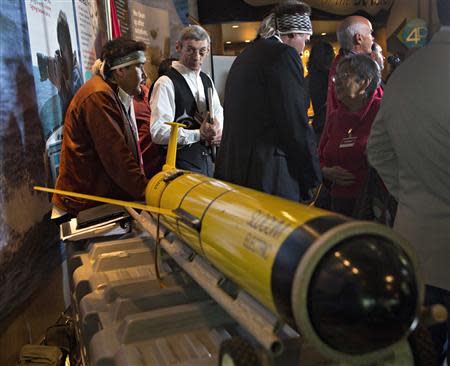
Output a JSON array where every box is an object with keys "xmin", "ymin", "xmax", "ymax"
[
  {"xmin": 368, "ymin": 0, "xmax": 450, "ymax": 362},
  {"xmin": 150, "ymin": 25, "xmax": 223, "ymax": 176}
]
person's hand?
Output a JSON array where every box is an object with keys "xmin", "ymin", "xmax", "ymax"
[
  {"xmin": 200, "ymin": 113, "xmax": 221, "ymax": 145},
  {"xmin": 210, "ymin": 130, "xmax": 222, "ymax": 146},
  {"xmin": 209, "ymin": 117, "xmax": 222, "ymax": 146},
  {"xmin": 322, "ymin": 166, "xmax": 355, "ymax": 186},
  {"xmin": 199, "ymin": 114, "xmax": 215, "ymax": 141}
]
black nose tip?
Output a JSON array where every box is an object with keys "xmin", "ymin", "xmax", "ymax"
[{"xmin": 307, "ymin": 235, "xmax": 418, "ymax": 355}]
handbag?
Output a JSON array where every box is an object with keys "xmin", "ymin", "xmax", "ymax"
[{"xmin": 352, "ymin": 167, "xmax": 397, "ymax": 226}]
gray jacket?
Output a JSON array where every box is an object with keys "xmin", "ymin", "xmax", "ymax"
[{"xmin": 367, "ymin": 28, "xmax": 450, "ymax": 290}]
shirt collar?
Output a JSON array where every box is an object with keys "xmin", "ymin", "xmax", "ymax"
[
  {"xmin": 117, "ymin": 87, "xmax": 132, "ymax": 110},
  {"xmin": 273, "ymin": 34, "xmax": 283, "ymax": 43},
  {"xmin": 172, "ymin": 60, "xmax": 201, "ymax": 76}
]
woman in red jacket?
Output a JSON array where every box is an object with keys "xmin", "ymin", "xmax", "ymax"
[{"xmin": 318, "ymin": 54, "xmax": 382, "ymax": 216}]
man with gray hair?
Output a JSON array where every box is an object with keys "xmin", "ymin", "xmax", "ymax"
[
  {"xmin": 336, "ymin": 15, "xmax": 374, "ymax": 55},
  {"xmin": 150, "ymin": 25, "xmax": 223, "ymax": 177},
  {"xmin": 324, "ymin": 15, "xmax": 382, "ymax": 128},
  {"xmin": 215, "ymin": 1, "xmax": 321, "ymax": 202}
]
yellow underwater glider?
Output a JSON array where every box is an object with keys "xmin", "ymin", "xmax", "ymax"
[{"xmin": 35, "ymin": 122, "xmax": 422, "ymax": 363}]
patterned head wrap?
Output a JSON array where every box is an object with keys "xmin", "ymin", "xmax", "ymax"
[
  {"xmin": 276, "ymin": 13, "xmax": 313, "ymax": 35},
  {"xmin": 258, "ymin": 11, "xmax": 313, "ymax": 39}
]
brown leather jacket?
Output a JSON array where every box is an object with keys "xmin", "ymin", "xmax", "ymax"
[{"xmin": 53, "ymin": 75, "xmax": 148, "ymax": 214}]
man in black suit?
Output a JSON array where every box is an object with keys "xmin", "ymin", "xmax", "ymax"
[{"xmin": 215, "ymin": 1, "xmax": 321, "ymax": 202}]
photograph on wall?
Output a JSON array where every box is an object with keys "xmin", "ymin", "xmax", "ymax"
[
  {"xmin": 74, "ymin": 0, "xmax": 108, "ymax": 81},
  {"xmin": 129, "ymin": 2, "xmax": 170, "ymax": 52},
  {"xmin": 24, "ymin": 0, "xmax": 83, "ymax": 183},
  {"xmin": 128, "ymin": 1, "xmax": 170, "ymax": 82},
  {"xmin": 114, "ymin": 0, "xmax": 131, "ymax": 37},
  {"xmin": 101, "ymin": 0, "xmax": 190, "ymax": 85}
]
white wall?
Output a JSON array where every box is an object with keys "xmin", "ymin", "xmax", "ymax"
[{"xmin": 212, "ymin": 55, "xmax": 236, "ymax": 104}]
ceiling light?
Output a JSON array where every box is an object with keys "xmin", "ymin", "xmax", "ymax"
[
  {"xmin": 232, "ymin": 25, "xmax": 239, "ymax": 29},
  {"xmin": 321, "ymin": 32, "xmax": 327, "ymax": 36}
]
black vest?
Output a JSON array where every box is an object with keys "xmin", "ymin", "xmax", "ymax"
[{"xmin": 165, "ymin": 68, "xmax": 214, "ymax": 176}]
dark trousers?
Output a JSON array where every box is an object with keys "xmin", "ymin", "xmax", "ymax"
[
  {"xmin": 177, "ymin": 152, "xmax": 214, "ymax": 177},
  {"xmin": 176, "ymin": 143, "xmax": 214, "ymax": 177},
  {"xmin": 424, "ymin": 285, "xmax": 450, "ymax": 365},
  {"xmin": 330, "ymin": 197, "xmax": 356, "ymax": 217}
]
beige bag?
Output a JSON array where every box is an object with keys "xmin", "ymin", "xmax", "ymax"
[{"xmin": 18, "ymin": 344, "xmax": 63, "ymax": 366}]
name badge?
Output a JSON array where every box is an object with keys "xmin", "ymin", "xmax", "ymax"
[{"xmin": 339, "ymin": 136, "xmax": 357, "ymax": 148}]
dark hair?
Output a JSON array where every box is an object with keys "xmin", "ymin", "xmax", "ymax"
[
  {"xmin": 158, "ymin": 57, "xmax": 177, "ymax": 77},
  {"xmin": 272, "ymin": 0, "xmax": 311, "ymax": 17},
  {"xmin": 101, "ymin": 37, "xmax": 146, "ymax": 77},
  {"xmin": 437, "ymin": 0, "xmax": 450, "ymax": 26},
  {"xmin": 307, "ymin": 41, "xmax": 335, "ymax": 73},
  {"xmin": 57, "ymin": 11, "xmax": 73, "ymax": 56},
  {"xmin": 371, "ymin": 42, "xmax": 381, "ymax": 52},
  {"xmin": 336, "ymin": 53, "xmax": 381, "ymax": 98}
]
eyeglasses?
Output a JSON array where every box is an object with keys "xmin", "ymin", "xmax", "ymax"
[
  {"xmin": 332, "ymin": 72, "xmax": 366, "ymax": 86},
  {"xmin": 332, "ymin": 72, "xmax": 351, "ymax": 84},
  {"xmin": 184, "ymin": 46, "xmax": 209, "ymax": 57}
]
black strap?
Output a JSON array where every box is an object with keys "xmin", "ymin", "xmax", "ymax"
[{"xmin": 118, "ymin": 101, "xmax": 139, "ymax": 162}]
